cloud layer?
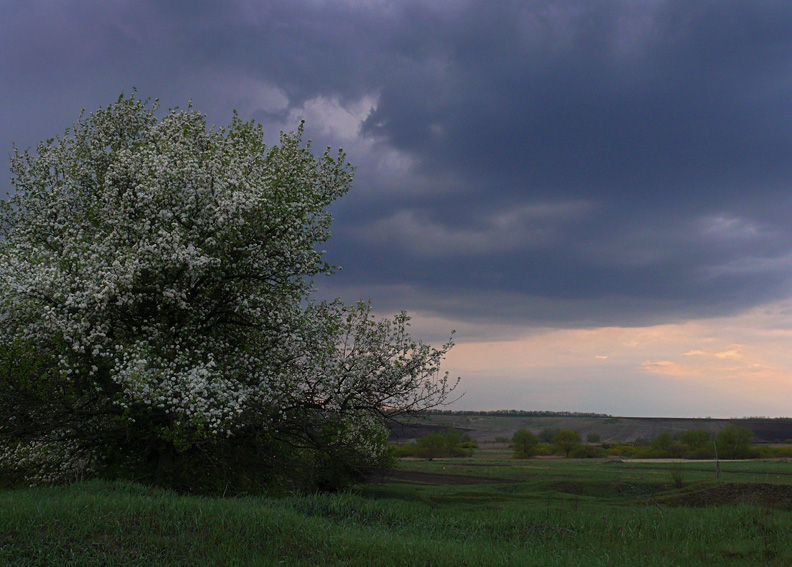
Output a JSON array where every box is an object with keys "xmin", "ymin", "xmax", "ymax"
[{"xmin": 3, "ymin": 1, "xmax": 792, "ymax": 414}]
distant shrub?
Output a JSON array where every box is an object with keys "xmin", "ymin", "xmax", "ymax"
[
  {"xmin": 651, "ymin": 432, "xmax": 674, "ymax": 453},
  {"xmin": 512, "ymin": 429, "xmax": 539, "ymax": 459},
  {"xmin": 606, "ymin": 444, "xmax": 636, "ymax": 457},
  {"xmin": 681, "ymin": 428, "xmax": 712, "ymax": 450},
  {"xmin": 631, "ymin": 447, "xmax": 669, "ymax": 459},
  {"xmin": 685, "ymin": 447, "xmax": 715, "ymax": 459},
  {"xmin": 754, "ymin": 445, "xmax": 777, "ymax": 459},
  {"xmin": 395, "ymin": 430, "xmax": 474, "ymax": 459},
  {"xmin": 391, "ymin": 443, "xmax": 417, "ymax": 458},
  {"xmin": 555, "ymin": 430, "xmax": 582, "ymax": 458},
  {"xmin": 771, "ymin": 446, "xmax": 792, "ymax": 458},
  {"xmin": 571, "ymin": 445, "xmax": 606, "ymax": 459},
  {"xmin": 668, "ymin": 442, "xmax": 687, "ymax": 458},
  {"xmin": 716, "ymin": 425, "xmax": 754, "ymax": 459},
  {"xmin": 586, "ymin": 433, "xmax": 601, "ymax": 444},
  {"xmin": 539, "ymin": 427, "xmax": 561, "ymax": 444},
  {"xmin": 642, "ymin": 432, "xmax": 689, "ymax": 458}
]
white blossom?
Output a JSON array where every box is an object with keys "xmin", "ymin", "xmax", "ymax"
[{"xmin": 0, "ymin": 94, "xmax": 457, "ymax": 487}]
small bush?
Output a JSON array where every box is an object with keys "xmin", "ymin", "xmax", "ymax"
[
  {"xmin": 631, "ymin": 447, "xmax": 670, "ymax": 459},
  {"xmin": 651, "ymin": 432, "xmax": 674, "ymax": 452},
  {"xmin": 605, "ymin": 444, "xmax": 636, "ymax": 457},
  {"xmin": 512, "ymin": 429, "xmax": 539, "ymax": 459},
  {"xmin": 680, "ymin": 428, "xmax": 712, "ymax": 450},
  {"xmin": 685, "ymin": 447, "xmax": 715, "ymax": 459},
  {"xmin": 770, "ymin": 446, "xmax": 792, "ymax": 458},
  {"xmin": 670, "ymin": 467, "xmax": 684, "ymax": 489},
  {"xmin": 391, "ymin": 444, "xmax": 417, "ymax": 458},
  {"xmin": 555, "ymin": 430, "xmax": 582, "ymax": 458},
  {"xmin": 570, "ymin": 445, "xmax": 606, "ymax": 459}
]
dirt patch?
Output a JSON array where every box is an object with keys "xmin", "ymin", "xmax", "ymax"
[
  {"xmin": 660, "ymin": 483, "xmax": 792, "ymax": 508},
  {"xmin": 547, "ymin": 480, "xmax": 661, "ymax": 498},
  {"xmin": 375, "ymin": 469, "xmax": 518, "ymax": 485}
]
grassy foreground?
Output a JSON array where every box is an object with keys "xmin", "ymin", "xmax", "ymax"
[{"xmin": 3, "ymin": 450, "xmax": 792, "ymax": 566}]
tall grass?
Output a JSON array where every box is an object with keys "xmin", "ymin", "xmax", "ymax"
[
  {"xmin": 2, "ymin": 479, "xmax": 792, "ymax": 566},
  {"xmin": 3, "ymin": 453, "xmax": 792, "ymax": 566}
]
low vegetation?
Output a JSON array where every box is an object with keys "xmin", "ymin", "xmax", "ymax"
[
  {"xmin": 505, "ymin": 425, "xmax": 772, "ymax": 461},
  {"xmin": 5, "ymin": 447, "xmax": 792, "ymax": 566},
  {"xmin": 481, "ymin": 422, "xmax": 792, "ymax": 462},
  {"xmin": 393, "ymin": 430, "xmax": 477, "ymax": 459}
]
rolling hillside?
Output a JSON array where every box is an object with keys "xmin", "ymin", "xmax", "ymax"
[{"xmin": 390, "ymin": 412, "xmax": 792, "ymax": 444}]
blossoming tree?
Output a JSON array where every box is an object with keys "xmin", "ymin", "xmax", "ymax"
[{"xmin": 0, "ymin": 94, "xmax": 457, "ymax": 491}]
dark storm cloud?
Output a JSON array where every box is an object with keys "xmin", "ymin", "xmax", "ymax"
[
  {"xmin": 3, "ymin": 0, "xmax": 792, "ymax": 328},
  {"xmin": 329, "ymin": 0, "xmax": 792, "ymax": 326},
  {"xmin": 363, "ymin": 0, "xmax": 792, "ymax": 196}
]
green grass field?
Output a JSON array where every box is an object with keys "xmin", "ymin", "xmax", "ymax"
[{"xmin": 3, "ymin": 448, "xmax": 792, "ymax": 566}]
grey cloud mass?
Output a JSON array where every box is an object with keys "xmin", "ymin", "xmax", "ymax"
[{"xmin": 3, "ymin": 0, "xmax": 792, "ymax": 330}]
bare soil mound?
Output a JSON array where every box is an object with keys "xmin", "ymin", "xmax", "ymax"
[{"xmin": 661, "ymin": 483, "xmax": 792, "ymax": 508}]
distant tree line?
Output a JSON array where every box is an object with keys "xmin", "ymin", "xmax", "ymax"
[
  {"xmin": 424, "ymin": 410, "xmax": 792, "ymax": 421},
  {"xmin": 506, "ymin": 424, "xmax": 792, "ymax": 460},
  {"xmin": 424, "ymin": 410, "xmax": 613, "ymax": 418},
  {"xmin": 393, "ymin": 424, "xmax": 792, "ymax": 462},
  {"xmin": 733, "ymin": 417, "xmax": 792, "ymax": 421}
]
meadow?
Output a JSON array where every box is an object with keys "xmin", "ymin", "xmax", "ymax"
[{"xmin": 3, "ymin": 446, "xmax": 792, "ymax": 566}]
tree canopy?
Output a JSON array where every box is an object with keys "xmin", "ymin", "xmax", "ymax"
[
  {"xmin": 0, "ymin": 94, "xmax": 457, "ymax": 492},
  {"xmin": 511, "ymin": 428, "xmax": 539, "ymax": 459},
  {"xmin": 716, "ymin": 425, "xmax": 754, "ymax": 459},
  {"xmin": 554, "ymin": 430, "xmax": 582, "ymax": 458}
]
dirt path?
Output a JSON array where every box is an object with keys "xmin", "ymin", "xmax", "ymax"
[
  {"xmin": 617, "ymin": 462, "xmax": 792, "ymax": 476},
  {"xmin": 375, "ymin": 469, "xmax": 519, "ymax": 485}
]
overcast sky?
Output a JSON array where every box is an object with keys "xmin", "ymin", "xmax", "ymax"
[{"xmin": 4, "ymin": 0, "xmax": 792, "ymax": 417}]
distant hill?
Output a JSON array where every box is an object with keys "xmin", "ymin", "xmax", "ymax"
[{"xmin": 390, "ymin": 411, "xmax": 792, "ymax": 444}]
